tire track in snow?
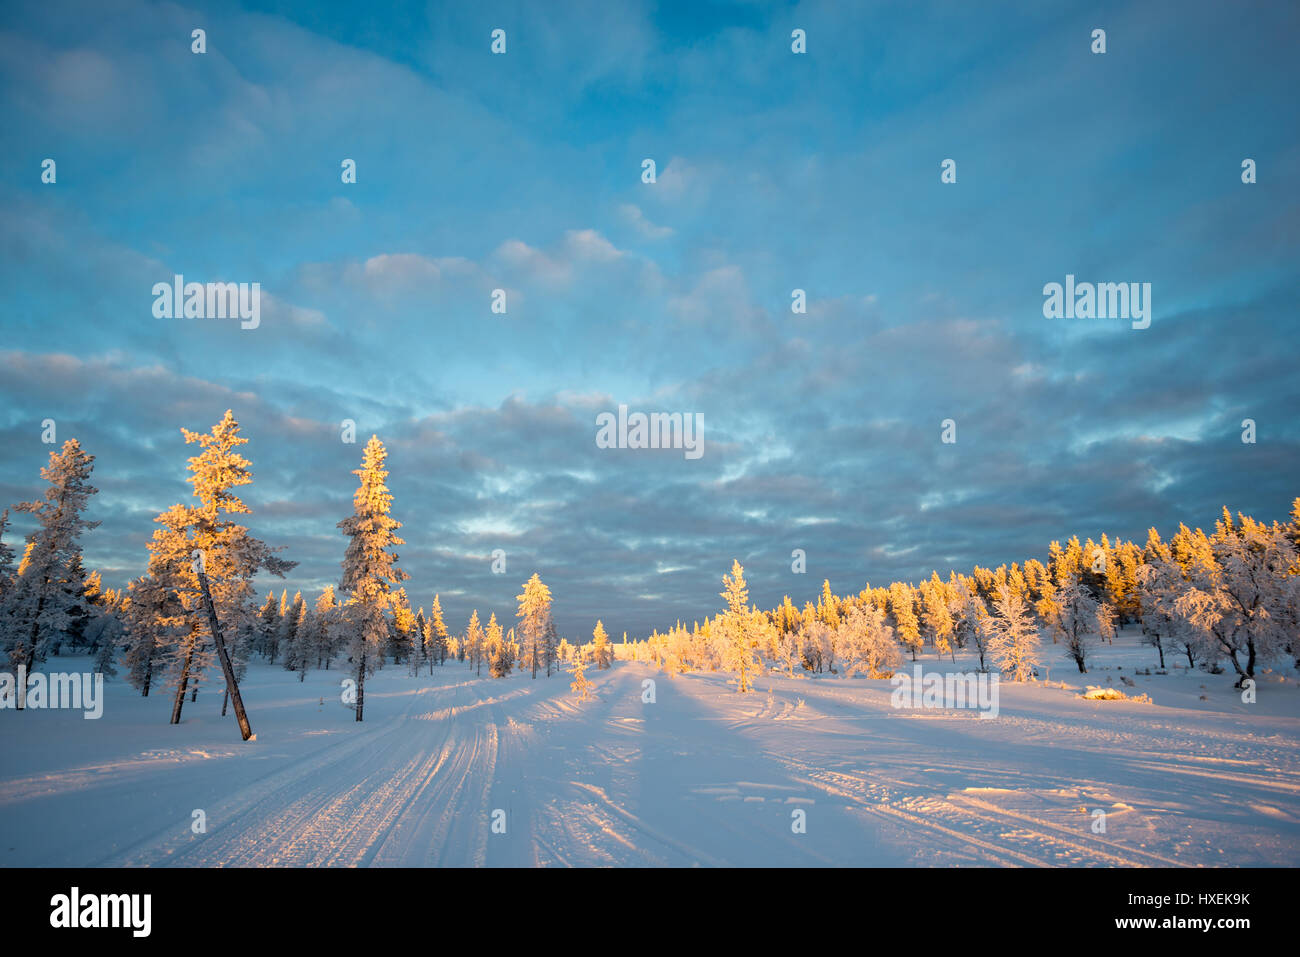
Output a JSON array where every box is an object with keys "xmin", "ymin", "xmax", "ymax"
[
  {"xmin": 106, "ymin": 700, "xmax": 424, "ymax": 866},
  {"xmin": 108, "ymin": 680, "xmax": 480, "ymax": 866},
  {"xmin": 766, "ymin": 753, "xmax": 1136, "ymax": 866},
  {"xmin": 947, "ymin": 793, "xmax": 1186, "ymax": 867}
]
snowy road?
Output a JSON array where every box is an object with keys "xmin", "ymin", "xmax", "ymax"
[{"xmin": 2, "ymin": 650, "xmax": 1298, "ymax": 866}]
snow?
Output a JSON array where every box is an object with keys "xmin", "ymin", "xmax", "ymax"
[{"xmin": 1, "ymin": 628, "xmax": 1298, "ymax": 867}]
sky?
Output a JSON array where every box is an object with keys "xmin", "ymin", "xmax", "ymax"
[{"xmin": 0, "ymin": 0, "xmax": 1297, "ymax": 639}]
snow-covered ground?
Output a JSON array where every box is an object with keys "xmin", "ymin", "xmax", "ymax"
[{"xmin": 2, "ymin": 630, "xmax": 1298, "ymax": 866}]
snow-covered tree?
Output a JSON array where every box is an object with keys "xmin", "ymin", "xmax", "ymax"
[
  {"xmin": 921, "ymin": 573, "xmax": 956, "ymax": 659},
  {"xmin": 1176, "ymin": 510, "xmax": 1298, "ymax": 684},
  {"xmin": 281, "ymin": 591, "xmax": 310, "ymax": 678},
  {"xmin": 591, "ymin": 619, "xmax": 612, "ymax": 669},
  {"xmin": 465, "ymin": 610, "xmax": 485, "ymax": 676},
  {"xmin": 1050, "ymin": 576, "xmax": 1100, "ymax": 674},
  {"xmin": 308, "ymin": 586, "xmax": 340, "ymax": 669},
  {"xmin": 889, "ymin": 582, "xmax": 923, "ymax": 660},
  {"xmin": 797, "ymin": 617, "xmax": 833, "ymax": 673},
  {"xmin": 0, "ymin": 509, "xmax": 14, "ymax": 600},
  {"xmin": 389, "ymin": 589, "xmax": 417, "ymax": 666},
  {"xmin": 569, "ymin": 648, "xmax": 594, "ymax": 702},
  {"xmin": 952, "ymin": 581, "xmax": 993, "ymax": 672},
  {"xmin": 121, "ymin": 567, "xmax": 180, "ymax": 698},
  {"xmin": 837, "ymin": 602, "xmax": 901, "ymax": 677},
  {"xmin": 714, "ymin": 560, "xmax": 767, "ymax": 692},
  {"xmin": 0, "ymin": 440, "xmax": 100, "ymax": 689},
  {"xmin": 252, "ymin": 591, "xmax": 277, "ymax": 660},
  {"xmin": 516, "ymin": 573, "xmax": 554, "ymax": 679},
  {"xmin": 426, "ymin": 594, "xmax": 449, "ymax": 670},
  {"xmin": 337, "ymin": 436, "xmax": 407, "ymax": 721},
  {"xmin": 153, "ymin": 412, "xmax": 296, "ymax": 728},
  {"xmin": 487, "ymin": 613, "xmax": 512, "ymax": 677},
  {"xmin": 987, "ymin": 585, "xmax": 1040, "ymax": 682},
  {"xmin": 543, "ymin": 617, "xmax": 559, "ymax": 676},
  {"xmin": 78, "ymin": 572, "xmax": 123, "ymax": 676},
  {"xmin": 411, "ymin": 608, "xmax": 428, "ymax": 676}
]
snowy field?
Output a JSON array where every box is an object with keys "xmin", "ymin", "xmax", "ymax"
[{"xmin": 2, "ymin": 630, "xmax": 1298, "ymax": 867}]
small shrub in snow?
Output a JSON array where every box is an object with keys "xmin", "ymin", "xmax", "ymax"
[{"xmin": 1082, "ymin": 686, "xmax": 1151, "ymax": 703}]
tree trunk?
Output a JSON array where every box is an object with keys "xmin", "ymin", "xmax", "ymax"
[
  {"xmin": 221, "ymin": 685, "xmax": 229, "ymax": 717},
  {"xmin": 171, "ymin": 638, "xmax": 195, "ymax": 724},
  {"xmin": 17, "ymin": 586, "xmax": 49, "ymax": 709},
  {"xmin": 196, "ymin": 560, "xmax": 254, "ymax": 741},
  {"xmin": 355, "ymin": 650, "xmax": 367, "ymax": 722}
]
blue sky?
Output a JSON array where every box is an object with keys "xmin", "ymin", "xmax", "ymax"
[{"xmin": 1, "ymin": 0, "xmax": 1297, "ymax": 638}]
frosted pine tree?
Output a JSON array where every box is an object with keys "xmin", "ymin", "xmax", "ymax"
[
  {"xmin": 78, "ymin": 572, "xmax": 122, "ymax": 676},
  {"xmin": 0, "ymin": 440, "xmax": 100, "ymax": 690},
  {"xmin": 122, "ymin": 566, "xmax": 182, "ymax": 697},
  {"xmin": 569, "ymin": 645, "xmax": 594, "ymax": 702},
  {"xmin": 837, "ymin": 602, "xmax": 902, "ymax": 678},
  {"xmin": 516, "ymin": 573, "xmax": 554, "ymax": 679},
  {"xmin": 543, "ymin": 617, "xmax": 559, "ymax": 676},
  {"xmin": 389, "ymin": 588, "xmax": 417, "ymax": 665},
  {"xmin": 410, "ymin": 608, "xmax": 428, "ymax": 676},
  {"xmin": 337, "ymin": 436, "xmax": 408, "ymax": 721},
  {"xmin": 952, "ymin": 580, "xmax": 992, "ymax": 671},
  {"xmin": 1051, "ymin": 575, "xmax": 1099, "ymax": 673},
  {"xmin": 797, "ymin": 618, "xmax": 833, "ymax": 673},
  {"xmin": 1176, "ymin": 510, "xmax": 1297, "ymax": 684},
  {"xmin": 922, "ymin": 574, "xmax": 956, "ymax": 660},
  {"xmin": 252, "ymin": 591, "xmax": 277, "ymax": 659},
  {"xmin": 427, "ymin": 594, "xmax": 449, "ymax": 670},
  {"xmin": 465, "ymin": 610, "xmax": 485, "ymax": 676},
  {"xmin": 485, "ymin": 612, "xmax": 506, "ymax": 676},
  {"xmin": 281, "ymin": 591, "xmax": 309, "ymax": 677},
  {"xmin": 716, "ymin": 560, "xmax": 764, "ymax": 692},
  {"xmin": 0, "ymin": 509, "xmax": 14, "ymax": 601},
  {"xmin": 148, "ymin": 505, "xmax": 210, "ymax": 720},
  {"xmin": 268, "ymin": 589, "xmax": 289, "ymax": 663},
  {"xmin": 310, "ymin": 586, "xmax": 339, "ymax": 669},
  {"xmin": 889, "ymin": 582, "xmax": 923, "ymax": 660},
  {"xmin": 591, "ymin": 619, "xmax": 613, "ymax": 669},
  {"xmin": 987, "ymin": 585, "xmax": 1040, "ymax": 682},
  {"xmin": 488, "ymin": 614, "xmax": 512, "ymax": 677},
  {"xmin": 151, "ymin": 412, "xmax": 296, "ymax": 730}
]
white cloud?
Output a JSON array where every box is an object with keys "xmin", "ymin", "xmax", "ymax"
[{"xmin": 617, "ymin": 203, "xmax": 673, "ymax": 239}]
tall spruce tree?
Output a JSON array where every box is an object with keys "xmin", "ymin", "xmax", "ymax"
[
  {"xmin": 427, "ymin": 594, "xmax": 449, "ymax": 670},
  {"xmin": 337, "ymin": 436, "xmax": 407, "ymax": 722},
  {"xmin": 0, "ymin": 440, "xmax": 100, "ymax": 695},
  {"xmin": 163, "ymin": 412, "xmax": 295, "ymax": 731},
  {"xmin": 516, "ymin": 573, "xmax": 553, "ymax": 679}
]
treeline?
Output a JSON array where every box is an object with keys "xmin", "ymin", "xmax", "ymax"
[
  {"xmin": 0, "ymin": 412, "xmax": 613, "ymax": 726},
  {"xmin": 1, "ymin": 411, "xmax": 1294, "ymax": 717},
  {"xmin": 631, "ymin": 502, "xmax": 1300, "ymax": 688}
]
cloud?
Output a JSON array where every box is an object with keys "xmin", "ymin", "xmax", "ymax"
[{"xmin": 617, "ymin": 204, "xmax": 674, "ymax": 239}]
